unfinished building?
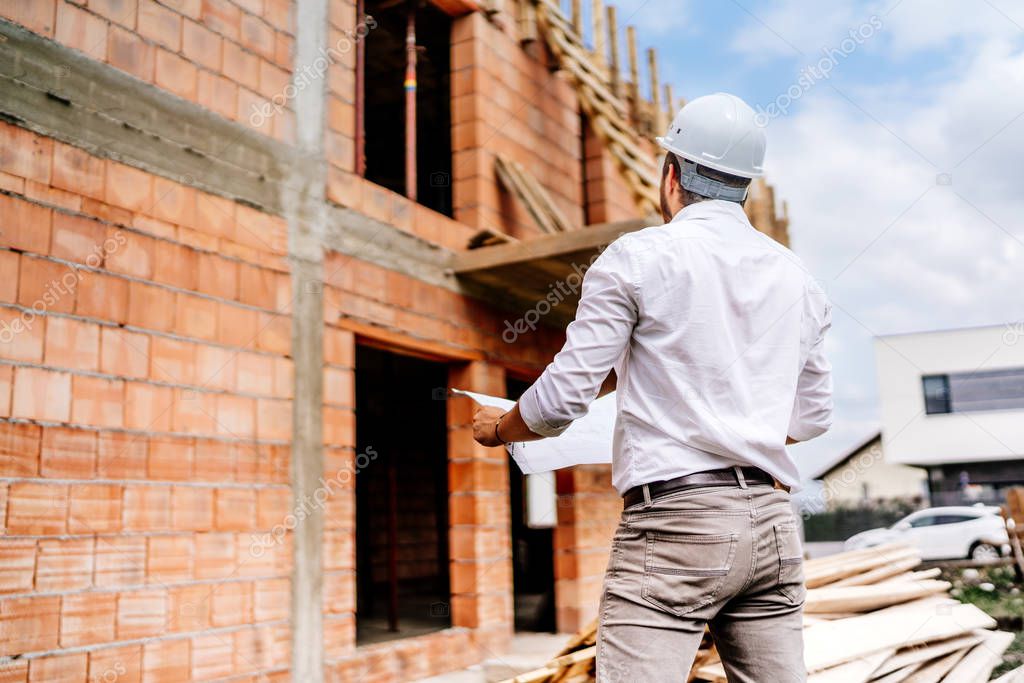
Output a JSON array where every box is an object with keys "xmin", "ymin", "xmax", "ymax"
[{"xmin": 0, "ymin": 0, "xmax": 789, "ymax": 680}]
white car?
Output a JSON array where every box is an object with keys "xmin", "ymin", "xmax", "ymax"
[{"xmin": 844, "ymin": 506, "xmax": 1010, "ymax": 561}]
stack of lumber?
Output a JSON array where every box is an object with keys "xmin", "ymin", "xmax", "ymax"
[{"xmin": 503, "ymin": 544, "xmax": 1021, "ymax": 683}]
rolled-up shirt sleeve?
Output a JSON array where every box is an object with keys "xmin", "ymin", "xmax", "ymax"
[
  {"xmin": 519, "ymin": 241, "xmax": 639, "ymax": 437},
  {"xmin": 788, "ymin": 302, "xmax": 833, "ymax": 442}
]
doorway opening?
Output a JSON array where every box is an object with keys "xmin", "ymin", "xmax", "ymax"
[
  {"xmin": 355, "ymin": 344, "xmax": 451, "ymax": 644},
  {"xmin": 507, "ymin": 377, "xmax": 556, "ymax": 632}
]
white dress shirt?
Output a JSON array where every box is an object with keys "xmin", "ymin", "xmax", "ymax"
[{"xmin": 519, "ymin": 200, "xmax": 832, "ymax": 494}]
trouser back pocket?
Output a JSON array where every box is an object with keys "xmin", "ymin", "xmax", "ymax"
[{"xmin": 641, "ymin": 532, "xmax": 737, "ymax": 616}]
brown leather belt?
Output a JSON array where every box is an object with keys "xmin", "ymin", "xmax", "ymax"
[{"xmin": 623, "ymin": 467, "xmax": 785, "ymax": 508}]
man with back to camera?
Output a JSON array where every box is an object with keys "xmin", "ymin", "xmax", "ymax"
[{"xmin": 472, "ymin": 93, "xmax": 833, "ymax": 682}]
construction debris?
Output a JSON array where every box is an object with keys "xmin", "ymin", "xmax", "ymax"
[{"xmin": 503, "ymin": 544, "xmax": 1017, "ymax": 682}]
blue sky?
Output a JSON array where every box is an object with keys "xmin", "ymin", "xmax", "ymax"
[{"xmin": 573, "ymin": 0, "xmax": 1024, "ymax": 478}]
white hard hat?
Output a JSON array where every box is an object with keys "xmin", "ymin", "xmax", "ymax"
[{"xmin": 657, "ymin": 93, "xmax": 766, "ymax": 179}]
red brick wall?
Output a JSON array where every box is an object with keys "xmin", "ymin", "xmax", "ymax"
[
  {"xmin": 0, "ymin": 120, "xmax": 293, "ymax": 680},
  {"xmin": 1, "ymin": 0, "xmax": 296, "ymax": 142}
]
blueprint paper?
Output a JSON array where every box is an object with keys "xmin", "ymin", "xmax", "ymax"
[{"xmin": 451, "ymin": 389, "xmax": 615, "ymax": 474}]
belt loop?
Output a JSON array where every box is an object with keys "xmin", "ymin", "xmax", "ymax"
[
  {"xmin": 642, "ymin": 483, "xmax": 652, "ymax": 508},
  {"xmin": 733, "ymin": 466, "xmax": 748, "ymax": 489}
]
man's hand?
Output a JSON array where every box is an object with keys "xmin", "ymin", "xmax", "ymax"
[{"xmin": 472, "ymin": 406, "xmax": 507, "ymax": 447}]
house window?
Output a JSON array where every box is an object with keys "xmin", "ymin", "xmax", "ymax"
[
  {"xmin": 362, "ymin": 0, "xmax": 453, "ymax": 217},
  {"xmin": 923, "ymin": 367, "xmax": 1024, "ymax": 414},
  {"xmin": 355, "ymin": 344, "xmax": 450, "ymax": 644}
]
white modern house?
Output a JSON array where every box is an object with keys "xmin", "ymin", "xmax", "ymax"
[{"xmin": 875, "ymin": 324, "xmax": 1024, "ymax": 506}]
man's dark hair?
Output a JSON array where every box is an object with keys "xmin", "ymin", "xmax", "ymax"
[{"xmin": 663, "ymin": 153, "xmax": 750, "ymax": 205}]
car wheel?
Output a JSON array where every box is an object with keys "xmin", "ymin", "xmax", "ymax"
[{"xmin": 969, "ymin": 542, "xmax": 1001, "ymax": 562}]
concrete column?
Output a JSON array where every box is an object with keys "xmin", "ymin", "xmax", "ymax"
[{"xmin": 287, "ymin": 0, "xmax": 330, "ymax": 680}]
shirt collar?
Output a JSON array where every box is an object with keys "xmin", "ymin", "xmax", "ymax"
[{"xmin": 669, "ymin": 199, "xmax": 749, "ymax": 225}]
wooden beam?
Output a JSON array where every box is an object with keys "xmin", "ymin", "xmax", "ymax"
[
  {"xmin": 451, "ymin": 217, "xmax": 648, "ymax": 273},
  {"xmin": 626, "ymin": 26, "xmax": 640, "ymax": 121},
  {"xmin": 648, "ymin": 47, "xmax": 662, "ymax": 132},
  {"xmin": 571, "ymin": 0, "xmax": 582, "ymax": 35},
  {"xmin": 591, "ymin": 0, "xmax": 605, "ymax": 66},
  {"xmin": 607, "ymin": 5, "xmax": 621, "ymax": 97}
]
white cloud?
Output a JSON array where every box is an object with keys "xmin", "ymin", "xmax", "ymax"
[{"xmin": 761, "ymin": 29, "xmax": 1024, "ymax": 471}]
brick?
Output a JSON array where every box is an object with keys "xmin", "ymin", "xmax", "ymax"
[
  {"xmin": 18, "ymin": 255, "xmax": 79, "ymax": 314},
  {"xmin": 322, "ymin": 405, "xmax": 353, "ymax": 446},
  {"xmin": 240, "ymin": 13, "xmax": 275, "ymax": 60},
  {"xmin": 127, "ymin": 281, "xmax": 176, "ymax": 332},
  {"xmin": 149, "ymin": 336, "xmax": 195, "ymax": 384},
  {"xmin": 183, "ymin": 19, "xmax": 222, "ymax": 70},
  {"xmin": 49, "ymin": 214, "xmax": 106, "ymax": 266},
  {"xmin": 75, "ymin": 272, "xmax": 129, "ymax": 323},
  {"xmin": 55, "ymin": 1, "xmax": 108, "ymax": 60},
  {"xmin": 256, "ymin": 312, "xmax": 289, "ymax": 354},
  {"xmin": 273, "ymin": 356, "xmax": 292, "ymax": 399},
  {"xmin": 0, "ymin": 0, "xmax": 56, "ymax": 35},
  {"xmin": 147, "ymin": 535, "xmax": 194, "ymax": 584},
  {"xmin": 0, "ymin": 540, "xmax": 35, "ymax": 594},
  {"xmin": 174, "ymin": 293, "xmax": 218, "ymax": 341},
  {"xmin": 28, "ymin": 653, "xmax": 88, "ymax": 682},
  {"xmin": 96, "ymin": 432, "xmax": 148, "ymax": 479},
  {"xmin": 104, "ymin": 162, "xmax": 154, "ymax": 213},
  {"xmin": 88, "ymin": 645, "xmax": 143, "ymax": 683},
  {"xmin": 99, "ymin": 326, "xmax": 150, "ymax": 379},
  {"xmin": 123, "ymin": 381, "xmax": 174, "ymax": 432},
  {"xmin": 197, "ymin": 69, "xmax": 239, "ymax": 120},
  {"xmin": 94, "ymin": 536, "xmax": 145, "ymax": 588},
  {"xmin": 0, "ymin": 596, "xmax": 59, "ymax": 656},
  {"xmin": 40, "ymin": 426, "xmax": 96, "ymax": 478},
  {"xmin": 217, "ymin": 302, "xmax": 258, "ymax": 348},
  {"xmin": 166, "ymin": 584, "xmax": 210, "ymax": 632},
  {"xmin": 155, "ymin": 48, "xmax": 198, "ymax": 101},
  {"xmin": 60, "ymin": 592, "xmax": 116, "ymax": 648},
  {"xmin": 237, "ymin": 262, "xmax": 275, "ymax": 309},
  {"xmin": 215, "ymin": 487, "xmax": 256, "ymax": 531},
  {"xmin": 209, "ymin": 580, "xmax": 252, "ymax": 627},
  {"xmin": 106, "ymin": 229, "xmax": 155, "ymax": 279},
  {"xmin": 194, "ymin": 532, "xmax": 235, "ymax": 579},
  {"xmin": 256, "ymin": 487, "xmax": 288, "ymax": 529},
  {"xmin": 192, "ymin": 440, "xmax": 235, "ymax": 482},
  {"xmin": 191, "ymin": 633, "xmax": 233, "ymax": 680},
  {"xmin": 222, "ymin": 40, "xmax": 260, "ymax": 90},
  {"xmin": 233, "ymin": 626, "xmax": 274, "ymax": 673},
  {"xmin": 0, "ymin": 121, "xmax": 51, "ymax": 184},
  {"xmin": 151, "ymin": 241, "xmax": 198, "ymax": 290},
  {"xmin": 5, "ymin": 482, "xmax": 67, "ymax": 535},
  {"xmin": 195, "ymin": 252, "xmax": 238, "ymax": 300},
  {"xmin": 0, "ymin": 423, "xmax": 40, "ymax": 477},
  {"xmin": 41, "ymin": 317, "xmax": 98, "ymax": 372},
  {"xmin": 253, "ymin": 577, "xmax": 288, "ymax": 621},
  {"xmin": 194, "ymin": 343, "xmax": 236, "ymax": 392},
  {"xmin": 0, "ymin": 250, "xmax": 17, "ymax": 304},
  {"xmin": 323, "ymin": 366, "xmax": 353, "ymax": 406},
  {"xmin": 68, "ymin": 484, "xmax": 122, "ymax": 533},
  {"xmin": 147, "ymin": 436, "xmax": 193, "ymax": 480},
  {"xmin": 138, "ymin": 0, "xmax": 181, "ymax": 49},
  {"xmin": 216, "ymin": 393, "xmax": 255, "ymax": 438},
  {"xmin": 107, "ymin": 23, "xmax": 155, "ymax": 82},
  {"xmin": 117, "ymin": 589, "xmax": 166, "ymax": 640},
  {"xmin": 71, "ymin": 374, "xmax": 125, "ymax": 428},
  {"xmin": 50, "ymin": 143, "xmax": 104, "ymax": 202},
  {"xmin": 0, "ymin": 365, "xmax": 9, "ymax": 418},
  {"xmin": 171, "ymin": 485, "xmax": 213, "ymax": 531},
  {"xmin": 0, "ymin": 193, "xmax": 51, "ymax": 255},
  {"xmin": 257, "ymin": 397, "xmax": 291, "ymax": 441},
  {"xmin": 235, "ymin": 351, "xmax": 272, "ymax": 395},
  {"xmin": 171, "ymin": 388, "xmax": 216, "ymax": 434},
  {"xmin": 143, "ymin": 638, "xmax": 190, "ymax": 682},
  {"xmin": 36, "ymin": 538, "xmax": 93, "ymax": 592},
  {"xmin": 123, "ymin": 485, "xmax": 172, "ymax": 531},
  {"xmin": 12, "ymin": 366, "xmax": 71, "ymax": 423}
]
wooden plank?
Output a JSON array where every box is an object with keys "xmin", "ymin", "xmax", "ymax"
[
  {"xmin": 902, "ymin": 648, "xmax": 971, "ymax": 683},
  {"xmin": 809, "ymin": 649, "xmax": 893, "ymax": 683},
  {"xmin": 990, "ymin": 665, "xmax": 1024, "ymax": 682},
  {"xmin": 806, "ymin": 546, "xmax": 920, "ymax": 588},
  {"xmin": 880, "ymin": 569, "xmax": 941, "ymax": 584},
  {"xmin": 832, "ymin": 557, "xmax": 922, "ymax": 587},
  {"xmin": 495, "ymin": 155, "xmax": 557, "ymax": 234},
  {"xmin": 942, "ymin": 631, "xmax": 1015, "ymax": 683},
  {"xmin": 804, "ymin": 580, "xmax": 951, "ymax": 614},
  {"xmin": 451, "ymin": 217, "xmax": 648, "ymax": 273},
  {"xmin": 873, "ymin": 631, "xmax": 987, "ymax": 677},
  {"xmin": 872, "ymin": 662, "xmax": 922, "ymax": 683},
  {"xmin": 802, "ymin": 600, "xmax": 995, "ymax": 672},
  {"xmin": 607, "ymin": 5, "xmax": 621, "ymax": 97}
]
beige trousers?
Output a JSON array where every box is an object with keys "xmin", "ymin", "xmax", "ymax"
[{"xmin": 596, "ymin": 482, "xmax": 807, "ymax": 683}]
